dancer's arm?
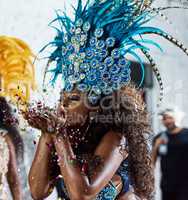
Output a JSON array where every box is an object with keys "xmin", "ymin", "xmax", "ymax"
[
  {"xmin": 29, "ymin": 133, "xmax": 57, "ymax": 200},
  {"xmin": 5, "ymin": 134, "xmax": 23, "ymax": 200},
  {"xmin": 53, "ymin": 130, "xmax": 127, "ymax": 200}
]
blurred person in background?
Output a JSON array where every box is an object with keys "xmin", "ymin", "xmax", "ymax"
[
  {"xmin": 0, "ymin": 35, "xmax": 36, "ymax": 199},
  {"xmin": 0, "ymin": 96, "xmax": 23, "ymax": 200},
  {"xmin": 152, "ymin": 108, "xmax": 188, "ymax": 200}
]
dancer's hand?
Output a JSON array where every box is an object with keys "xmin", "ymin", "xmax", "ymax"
[{"xmin": 23, "ymin": 105, "xmax": 57, "ymax": 134}]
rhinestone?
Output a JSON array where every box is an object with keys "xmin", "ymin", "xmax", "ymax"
[
  {"xmin": 112, "ymin": 82, "xmax": 121, "ymax": 90},
  {"xmin": 63, "ymin": 34, "xmax": 68, "ymax": 43},
  {"xmin": 88, "ymin": 94, "xmax": 99, "ymax": 104},
  {"xmin": 71, "ymin": 36, "xmax": 77, "ymax": 43},
  {"xmin": 67, "ymin": 43, "xmax": 75, "ymax": 52},
  {"xmin": 69, "ymin": 54, "xmax": 76, "ymax": 62},
  {"xmin": 110, "ymin": 64, "xmax": 120, "ymax": 74},
  {"xmin": 122, "ymin": 68, "xmax": 131, "ymax": 76},
  {"xmin": 95, "ymin": 53, "xmax": 103, "ymax": 62},
  {"xmin": 111, "ymin": 48, "xmax": 120, "ymax": 58},
  {"xmin": 104, "ymin": 57, "xmax": 114, "ymax": 67},
  {"xmin": 74, "ymin": 44, "xmax": 80, "ymax": 52},
  {"xmin": 121, "ymin": 76, "xmax": 130, "ymax": 83},
  {"xmin": 77, "ymin": 83, "xmax": 89, "ymax": 92},
  {"xmin": 80, "ymin": 73, "xmax": 86, "ymax": 80},
  {"xmin": 79, "ymin": 52, "xmax": 86, "ymax": 59},
  {"xmin": 99, "ymin": 64, "xmax": 106, "ymax": 71},
  {"xmin": 88, "ymin": 73, "xmax": 97, "ymax": 82},
  {"xmin": 90, "ymin": 37, "xmax": 97, "ymax": 47},
  {"xmin": 65, "ymin": 82, "xmax": 74, "ymax": 92},
  {"xmin": 71, "ymin": 74, "xmax": 81, "ymax": 83},
  {"xmin": 94, "ymin": 28, "xmax": 104, "ymax": 38},
  {"xmin": 80, "ymin": 41, "xmax": 85, "ymax": 46},
  {"xmin": 83, "ymin": 21, "xmax": 91, "ymax": 32},
  {"xmin": 100, "ymin": 49, "xmax": 108, "ymax": 58},
  {"xmin": 111, "ymin": 75, "xmax": 120, "ymax": 82},
  {"xmin": 91, "ymin": 86, "xmax": 101, "ymax": 95},
  {"xmin": 76, "ymin": 18, "xmax": 83, "ymax": 27},
  {"xmin": 86, "ymin": 49, "xmax": 94, "ymax": 59},
  {"xmin": 74, "ymin": 61, "xmax": 80, "ymax": 69},
  {"xmin": 80, "ymin": 63, "xmax": 90, "ymax": 71},
  {"xmin": 106, "ymin": 37, "xmax": 116, "ymax": 47},
  {"xmin": 62, "ymin": 47, "xmax": 67, "ymax": 56},
  {"xmin": 103, "ymin": 88, "xmax": 112, "ymax": 95},
  {"xmin": 118, "ymin": 58, "xmax": 127, "ymax": 67},
  {"xmin": 90, "ymin": 59, "xmax": 99, "ymax": 68},
  {"xmin": 98, "ymin": 81, "xmax": 107, "ymax": 90},
  {"xmin": 75, "ymin": 35, "xmax": 81, "ymax": 42},
  {"xmin": 80, "ymin": 34, "xmax": 87, "ymax": 42},
  {"xmin": 96, "ymin": 40, "xmax": 105, "ymax": 49},
  {"xmin": 75, "ymin": 28, "xmax": 82, "ymax": 34}
]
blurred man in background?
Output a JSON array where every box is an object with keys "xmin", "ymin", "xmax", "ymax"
[{"xmin": 152, "ymin": 108, "xmax": 188, "ymax": 200}]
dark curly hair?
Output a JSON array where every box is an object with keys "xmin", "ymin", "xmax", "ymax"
[
  {"xmin": 58, "ymin": 84, "xmax": 154, "ymax": 199},
  {"xmin": 113, "ymin": 85, "xmax": 154, "ymax": 199},
  {"xmin": 85, "ymin": 84, "xmax": 154, "ymax": 199}
]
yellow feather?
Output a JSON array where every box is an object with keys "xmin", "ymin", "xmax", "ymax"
[{"xmin": 0, "ymin": 36, "xmax": 36, "ymax": 104}]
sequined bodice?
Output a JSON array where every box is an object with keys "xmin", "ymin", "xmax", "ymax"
[{"xmin": 58, "ymin": 154, "xmax": 129, "ymax": 200}]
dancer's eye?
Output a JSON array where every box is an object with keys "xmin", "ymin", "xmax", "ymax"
[{"xmin": 68, "ymin": 94, "xmax": 80, "ymax": 101}]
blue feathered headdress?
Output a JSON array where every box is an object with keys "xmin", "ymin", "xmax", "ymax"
[{"xmin": 42, "ymin": 0, "xmax": 188, "ymax": 104}]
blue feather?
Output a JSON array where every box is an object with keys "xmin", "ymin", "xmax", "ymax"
[
  {"xmin": 137, "ymin": 39, "xmax": 163, "ymax": 52},
  {"xmin": 126, "ymin": 49, "xmax": 145, "ymax": 87},
  {"xmin": 125, "ymin": 44, "xmax": 150, "ymax": 52}
]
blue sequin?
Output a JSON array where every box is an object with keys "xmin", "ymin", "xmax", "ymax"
[
  {"xmin": 77, "ymin": 83, "xmax": 89, "ymax": 92},
  {"xmin": 86, "ymin": 48, "xmax": 94, "ymax": 59},
  {"xmin": 97, "ymin": 40, "xmax": 105, "ymax": 49},
  {"xmin": 62, "ymin": 47, "xmax": 67, "ymax": 56},
  {"xmin": 103, "ymin": 87, "xmax": 113, "ymax": 95},
  {"xmin": 96, "ymin": 182, "xmax": 117, "ymax": 200},
  {"xmin": 118, "ymin": 58, "xmax": 127, "ymax": 67},
  {"xmin": 106, "ymin": 37, "xmax": 116, "ymax": 47},
  {"xmin": 88, "ymin": 94, "xmax": 100, "ymax": 104},
  {"xmin": 76, "ymin": 18, "xmax": 84, "ymax": 27},
  {"xmin": 111, "ymin": 49, "xmax": 120, "ymax": 58},
  {"xmin": 94, "ymin": 28, "xmax": 104, "ymax": 38},
  {"xmin": 67, "ymin": 44, "xmax": 75, "ymax": 52},
  {"xmin": 80, "ymin": 63, "xmax": 90, "ymax": 71},
  {"xmin": 100, "ymin": 49, "xmax": 108, "ymax": 58},
  {"xmin": 91, "ymin": 59, "xmax": 99, "ymax": 68},
  {"xmin": 64, "ymin": 81, "xmax": 74, "ymax": 92},
  {"xmin": 99, "ymin": 64, "xmax": 107, "ymax": 71},
  {"xmin": 83, "ymin": 21, "xmax": 91, "ymax": 32},
  {"xmin": 91, "ymin": 86, "xmax": 101, "ymax": 95},
  {"xmin": 104, "ymin": 57, "xmax": 114, "ymax": 67},
  {"xmin": 90, "ymin": 37, "xmax": 98, "ymax": 47}
]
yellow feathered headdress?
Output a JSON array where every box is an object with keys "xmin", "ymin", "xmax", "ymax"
[{"xmin": 0, "ymin": 36, "xmax": 36, "ymax": 104}]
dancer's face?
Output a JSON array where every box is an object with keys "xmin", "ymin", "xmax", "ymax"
[{"xmin": 58, "ymin": 89, "xmax": 90, "ymax": 126}]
